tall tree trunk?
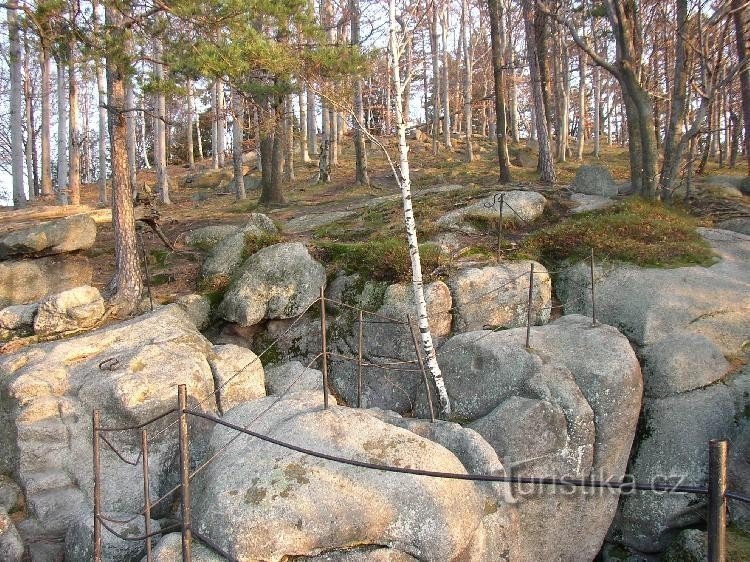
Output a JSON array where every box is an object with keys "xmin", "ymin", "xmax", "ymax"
[
  {"xmin": 187, "ymin": 79, "xmax": 195, "ymax": 170},
  {"xmin": 196, "ymin": 103, "xmax": 204, "ymax": 160},
  {"xmin": 488, "ymin": 0, "xmax": 512, "ymax": 182},
  {"xmin": 40, "ymin": 45, "xmax": 53, "ymax": 198},
  {"xmin": 8, "ymin": 3, "xmax": 25, "ymax": 207},
  {"xmin": 523, "ymin": 0, "xmax": 555, "ymax": 183},
  {"xmin": 430, "ymin": 6, "xmax": 441, "ymax": 154},
  {"xmin": 68, "ymin": 49, "xmax": 81, "ymax": 206},
  {"xmin": 658, "ymin": 0, "xmax": 688, "ymax": 199},
  {"xmin": 259, "ymin": 97, "xmax": 286, "ymax": 205},
  {"xmin": 299, "ymin": 88, "xmax": 311, "ymax": 163},
  {"xmin": 461, "ymin": 0, "xmax": 473, "ymax": 162},
  {"xmin": 23, "ymin": 48, "xmax": 35, "ymax": 200},
  {"xmin": 96, "ymin": 60, "xmax": 108, "ymax": 203},
  {"xmin": 593, "ymin": 63, "xmax": 601, "ymax": 157},
  {"xmin": 217, "ymin": 83, "xmax": 226, "ymax": 167},
  {"xmin": 125, "ymin": 80, "xmax": 138, "ymax": 192},
  {"xmin": 154, "ymin": 42, "xmax": 170, "ymax": 204},
  {"xmin": 729, "ymin": 111, "xmax": 740, "ymax": 168},
  {"xmin": 139, "ymin": 92, "xmax": 151, "ymax": 170},
  {"xmin": 284, "ymin": 96, "xmax": 295, "ymax": 181},
  {"xmin": 211, "ymin": 82, "xmax": 219, "ymax": 169},
  {"xmin": 733, "ymin": 0, "xmax": 750, "ymax": 174},
  {"xmin": 56, "ymin": 58, "xmax": 69, "ymax": 202},
  {"xmin": 351, "ymin": 0, "xmax": 369, "ymax": 185},
  {"xmin": 440, "ymin": 3, "xmax": 452, "ymax": 149},
  {"xmin": 307, "ymin": 90, "xmax": 317, "ymax": 159},
  {"xmin": 105, "ymin": 2, "xmax": 142, "ymax": 313},
  {"xmin": 389, "ymin": 0, "xmax": 451, "ymax": 416},
  {"xmin": 232, "ymin": 89, "xmax": 246, "ymax": 200},
  {"xmin": 577, "ymin": 51, "xmax": 586, "ymax": 160}
]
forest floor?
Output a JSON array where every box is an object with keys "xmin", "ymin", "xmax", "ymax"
[{"xmin": 1, "ymin": 135, "xmax": 749, "ymax": 306}]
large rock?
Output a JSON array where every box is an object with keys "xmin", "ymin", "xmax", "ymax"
[
  {"xmin": 64, "ymin": 510, "xmax": 161, "ymax": 562},
  {"xmin": 728, "ymin": 417, "xmax": 750, "ymax": 532},
  {"xmin": 0, "ymin": 255, "xmax": 93, "ymax": 308},
  {"xmin": 191, "ymin": 393, "xmax": 518, "ymax": 561},
  {"xmin": 324, "ymin": 277, "xmax": 453, "ymax": 414},
  {"xmin": 0, "ymin": 476, "xmax": 22, "ymax": 513},
  {"xmin": 265, "ymin": 360, "xmax": 324, "ymax": 396},
  {"xmin": 183, "ymin": 167, "xmax": 234, "ymax": 190},
  {"xmin": 436, "ymin": 191, "xmax": 547, "ymax": 233},
  {"xmin": 0, "ymin": 214, "xmax": 97, "ymax": 258},
  {"xmin": 447, "ymin": 261, "xmax": 551, "ymax": 333},
  {"xmin": 571, "ymin": 165, "xmax": 618, "ymax": 197},
  {"xmin": 146, "ymin": 533, "xmax": 227, "ymax": 561},
  {"xmin": 557, "ymin": 229, "xmax": 750, "ymax": 354},
  {"xmin": 219, "ymin": 242, "xmax": 326, "ymax": 326},
  {"xmin": 0, "ymin": 511, "xmax": 24, "ymax": 562},
  {"xmin": 0, "ymin": 305, "xmax": 265, "ymax": 546},
  {"xmin": 185, "ymin": 225, "xmax": 240, "ymax": 251},
  {"xmin": 207, "ymin": 344, "xmax": 265, "ymax": 413},
  {"xmin": 570, "ymin": 193, "xmax": 616, "ymax": 213},
  {"xmin": 418, "ymin": 315, "xmax": 642, "ymax": 562},
  {"xmin": 618, "ymin": 383, "xmax": 738, "ymax": 552},
  {"xmin": 0, "ymin": 303, "xmax": 38, "ymax": 338},
  {"xmin": 200, "ymin": 231, "xmax": 246, "ymax": 284},
  {"xmin": 715, "ymin": 218, "xmax": 750, "ymax": 235},
  {"xmin": 640, "ymin": 332, "xmax": 730, "ymax": 397},
  {"xmin": 33, "ymin": 285, "xmax": 106, "ymax": 336}
]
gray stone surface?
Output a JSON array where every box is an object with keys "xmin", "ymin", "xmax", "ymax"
[
  {"xmin": 557, "ymin": 229, "xmax": 750, "ymax": 354},
  {"xmin": 436, "ymin": 191, "xmax": 547, "ymax": 233},
  {"xmin": 176, "ymin": 294, "xmax": 212, "ymax": 330},
  {"xmin": 0, "ymin": 303, "xmax": 38, "ymax": 336},
  {"xmin": 417, "ymin": 315, "xmax": 642, "ymax": 562},
  {"xmin": 207, "ymin": 344, "xmax": 266, "ymax": 414},
  {"xmin": 32, "ymin": 285, "xmax": 105, "ymax": 336},
  {"xmin": 662, "ymin": 529, "xmax": 707, "ymax": 562},
  {"xmin": 200, "ymin": 231, "xmax": 246, "ymax": 283},
  {"xmin": 570, "ymin": 193, "xmax": 616, "ymax": 213},
  {"xmin": 191, "ymin": 392, "xmax": 516, "ymax": 561},
  {"xmin": 0, "ymin": 255, "xmax": 93, "ymax": 308},
  {"xmin": 146, "ymin": 533, "xmax": 227, "ymax": 561},
  {"xmin": 715, "ymin": 218, "xmax": 750, "ymax": 235},
  {"xmin": 0, "ymin": 214, "xmax": 97, "ymax": 258},
  {"xmin": 0, "ymin": 511, "xmax": 23, "ymax": 562},
  {"xmin": 219, "ymin": 242, "xmax": 326, "ymax": 326},
  {"xmin": 619, "ymin": 383, "xmax": 737, "ymax": 552},
  {"xmin": 243, "ymin": 212, "xmax": 277, "ymax": 234},
  {"xmin": 64, "ymin": 510, "xmax": 161, "ymax": 562},
  {"xmin": 641, "ymin": 332, "xmax": 730, "ymax": 397},
  {"xmin": 0, "ymin": 476, "xmax": 21, "ymax": 513},
  {"xmin": 0, "ymin": 306, "xmax": 231, "ymax": 541},
  {"xmin": 183, "ymin": 167, "xmax": 233, "ymax": 190},
  {"xmin": 447, "ymin": 261, "xmax": 551, "ymax": 333},
  {"xmin": 285, "ymin": 211, "xmax": 356, "ymax": 234},
  {"xmin": 571, "ymin": 165, "xmax": 618, "ymax": 197},
  {"xmin": 184, "ymin": 225, "xmax": 240, "ymax": 251},
  {"xmin": 265, "ymin": 360, "xmax": 323, "ymax": 395},
  {"xmin": 728, "ymin": 417, "xmax": 750, "ymax": 532}
]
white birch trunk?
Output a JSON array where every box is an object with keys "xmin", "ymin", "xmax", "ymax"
[
  {"xmin": 196, "ymin": 107, "xmax": 204, "ymax": 160},
  {"xmin": 389, "ymin": 0, "xmax": 451, "ymax": 416},
  {"xmin": 139, "ymin": 93, "xmax": 151, "ymax": 169},
  {"xmin": 154, "ymin": 40, "xmax": 170, "ymax": 203}
]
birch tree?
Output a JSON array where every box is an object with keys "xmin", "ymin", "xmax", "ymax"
[{"xmin": 389, "ymin": 0, "xmax": 451, "ymax": 416}]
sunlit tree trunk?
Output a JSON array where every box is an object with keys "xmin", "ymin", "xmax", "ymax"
[
  {"xmin": 211, "ymin": 82, "xmax": 219, "ymax": 169},
  {"xmin": 440, "ymin": 3, "xmax": 452, "ymax": 149},
  {"xmin": 489, "ymin": 0, "xmax": 512, "ymax": 182},
  {"xmin": 8, "ymin": 2, "xmax": 25, "ymax": 207},
  {"xmin": 23, "ymin": 41, "xmax": 36, "ymax": 200},
  {"xmin": 187, "ymin": 79, "xmax": 195, "ymax": 170},
  {"xmin": 40, "ymin": 44, "xmax": 53, "ymax": 198},
  {"xmin": 105, "ymin": 1, "xmax": 142, "ymax": 314},
  {"xmin": 461, "ymin": 0, "xmax": 473, "ymax": 162},
  {"xmin": 56, "ymin": 59, "xmax": 69, "ymax": 203},
  {"xmin": 68, "ymin": 46, "xmax": 81, "ymax": 206},
  {"xmin": 577, "ymin": 51, "xmax": 586, "ymax": 160},
  {"xmin": 351, "ymin": 0, "xmax": 369, "ymax": 185},
  {"xmin": 299, "ymin": 88, "xmax": 310, "ymax": 163},
  {"xmin": 430, "ymin": 6, "xmax": 441, "ymax": 154},
  {"xmin": 733, "ymin": 0, "xmax": 750, "ymax": 174},
  {"xmin": 389, "ymin": 0, "xmax": 451, "ymax": 416},
  {"xmin": 154, "ymin": 40, "xmax": 170, "ymax": 203},
  {"xmin": 232, "ymin": 89, "xmax": 246, "ymax": 200}
]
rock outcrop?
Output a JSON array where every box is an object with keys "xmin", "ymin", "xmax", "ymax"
[
  {"xmin": 0, "ymin": 305, "xmax": 267, "ymax": 557},
  {"xmin": 571, "ymin": 165, "xmax": 618, "ymax": 198},
  {"xmin": 32, "ymin": 285, "xmax": 106, "ymax": 336},
  {"xmin": 0, "ymin": 255, "xmax": 93, "ymax": 308},
  {"xmin": 219, "ymin": 242, "xmax": 325, "ymax": 327},
  {"xmin": 0, "ymin": 214, "xmax": 97, "ymax": 258},
  {"xmin": 436, "ymin": 191, "xmax": 547, "ymax": 233}
]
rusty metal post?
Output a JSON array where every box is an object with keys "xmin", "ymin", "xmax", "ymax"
[
  {"xmin": 407, "ymin": 315, "xmax": 435, "ymax": 423},
  {"xmin": 708, "ymin": 439, "xmax": 728, "ymax": 562},
  {"xmin": 357, "ymin": 309, "xmax": 363, "ymax": 408},
  {"xmin": 177, "ymin": 385, "xmax": 193, "ymax": 561},
  {"xmin": 590, "ymin": 248, "xmax": 597, "ymax": 326},
  {"xmin": 497, "ymin": 193, "xmax": 504, "ymax": 262},
  {"xmin": 320, "ymin": 288, "xmax": 329, "ymax": 409},
  {"xmin": 525, "ymin": 262, "xmax": 535, "ymax": 348},
  {"xmin": 141, "ymin": 430, "xmax": 153, "ymax": 562},
  {"xmin": 92, "ymin": 410, "xmax": 102, "ymax": 562}
]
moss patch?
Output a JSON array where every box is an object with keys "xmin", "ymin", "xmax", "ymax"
[
  {"xmin": 242, "ymin": 232, "xmax": 283, "ymax": 259},
  {"xmin": 519, "ymin": 198, "xmax": 715, "ymax": 268},
  {"xmin": 314, "ymin": 238, "xmax": 444, "ymax": 283}
]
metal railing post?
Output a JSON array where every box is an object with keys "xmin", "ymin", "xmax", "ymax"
[
  {"xmin": 178, "ymin": 385, "xmax": 193, "ymax": 561},
  {"xmin": 357, "ymin": 309, "xmax": 363, "ymax": 408},
  {"xmin": 320, "ymin": 288, "xmax": 329, "ymax": 409},
  {"xmin": 525, "ymin": 263, "xmax": 535, "ymax": 349},
  {"xmin": 497, "ymin": 193, "xmax": 504, "ymax": 262},
  {"xmin": 407, "ymin": 315, "xmax": 435, "ymax": 423},
  {"xmin": 708, "ymin": 439, "xmax": 728, "ymax": 562},
  {"xmin": 141, "ymin": 429, "xmax": 153, "ymax": 562},
  {"xmin": 590, "ymin": 248, "xmax": 597, "ymax": 326},
  {"xmin": 92, "ymin": 410, "xmax": 102, "ymax": 562}
]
